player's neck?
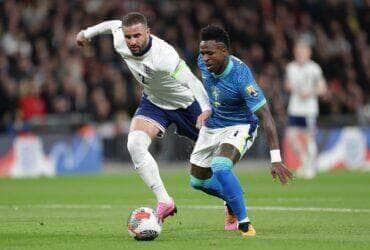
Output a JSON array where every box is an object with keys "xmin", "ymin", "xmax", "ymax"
[
  {"xmin": 296, "ymin": 59, "xmax": 309, "ymax": 65},
  {"xmin": 215, "ymin": 56, "xmax": 230, "ymax": 75}
]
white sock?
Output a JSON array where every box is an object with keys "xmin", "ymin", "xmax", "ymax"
[
  {"xmin": 127, "ymin": 131, "xmax": 172, "ymax": 204},
  {"xmin": 307, "ymin": 136, "xmax": 317, "ymax": 172},
  {"xmin": 238, "ymin": 217, "xmax": 250, "ymax": 224}
]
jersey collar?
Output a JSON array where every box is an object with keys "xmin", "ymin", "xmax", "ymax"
[{"xmin": 213, "ymin": 57, "xmax": 233, "ymax": 78}]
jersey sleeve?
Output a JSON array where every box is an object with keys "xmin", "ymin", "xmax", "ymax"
[
  {"xmin": 239, "ymin": 65, "xmax": 267, "ymax": 113},
  {"xmin": 285, "ymin": 63, "xmax": 294, "ymax": 84},
  {"xmin": 313, "ymin": 63, "xmax": 324, "ymax": 83},
  {"xmin": 83, "ymin": 20, "xmax": 122, "ymax": 39},
  {"xmin": 171, "ymin": 60, "xmax": 211, "ymax": 112}
]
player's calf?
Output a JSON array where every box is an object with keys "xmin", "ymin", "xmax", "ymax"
[
  {"xmin": 189, "ymin": 174, "xmax": 225, "ymax": 200},
  {"xmin": 127, "ymin": 130, "xmax": 172, "ymax": 204},
  {"xmin": 210, "ymin": 156, "xmax": 247, "ymax": 222}
]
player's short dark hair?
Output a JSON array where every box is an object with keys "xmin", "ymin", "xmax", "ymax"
[
  {"xmin": 200, "ymin": 25, "xmax": 230, "ymax": 50},
  {"xmin": 122, "ymin": 12, "xmax": 148, "ymax": 27}
]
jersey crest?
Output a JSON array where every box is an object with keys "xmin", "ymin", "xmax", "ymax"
[{"xmin": 144, "ymin": 65, "xmax": 154, "ymax": 76}]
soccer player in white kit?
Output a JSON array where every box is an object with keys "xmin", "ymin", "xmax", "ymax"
[
  {"xmin": 285, "ymin": 41, "xmax": 327, "ymax": 179},
  {"xmin": 76, "ymin": 12, "xmax": 212, "ymax": 221}
]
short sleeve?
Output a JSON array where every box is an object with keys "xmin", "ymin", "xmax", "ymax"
[
  {"xmin": 313, "ymin": 63, "xmax": 324, "ymax": 82},
  {"xmin": 239, "ymin": 65, "xmax": 267, "ymax": 112},
  {"xmin": 285, "ymin": 63, "xmax": 294, "ymax": 83}
]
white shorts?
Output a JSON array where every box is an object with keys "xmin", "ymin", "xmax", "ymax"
[{"xmin": 190, "ymin": 124, "xmax": 258, "ymax": 168}]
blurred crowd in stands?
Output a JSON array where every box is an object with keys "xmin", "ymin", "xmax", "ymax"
[{"xmin": 0, "ymin": 0, "xmax": 369, "ymax": 133}]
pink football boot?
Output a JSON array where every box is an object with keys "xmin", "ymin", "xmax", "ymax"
[
  {"xmin": 224, "ymin": 204, "xmax": 238, "ymax": 230},
  {"xmin": 156, "ymin": 198, "xmax": 177, "ymax": 222}
]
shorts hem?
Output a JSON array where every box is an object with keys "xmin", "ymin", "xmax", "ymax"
[
  {"xmin": 189, "ymin": 158, "xmax": 210, "ymax": 168},
  {"xmin": 133, "ymin": 115, "xmax": 166, "ymax": 137}
]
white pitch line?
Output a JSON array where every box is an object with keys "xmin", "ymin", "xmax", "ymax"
[
  {"xmin": 180, "ymin": 205, "xmax": 370, "ymax": 213},
  {"xmin": 0, "ymin": 204, "xmax": 370, "ymax": 213}
]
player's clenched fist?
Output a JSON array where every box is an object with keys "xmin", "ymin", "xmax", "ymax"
[{"xmin": 76, "ymin": 30, "xmax": 90, "ymax": 46}]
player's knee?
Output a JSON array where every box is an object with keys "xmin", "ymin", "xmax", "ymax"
[
  {"xmin": 127, "ymin": 131, "xmax": 151, "ymax": 164},
  {"xmin": 210, "ymin": 156, "xmax": 233, "ymax": 173},
  {"xmin": 189, "ymin": 175, "xmax": 204, "ymax": 190},
  {"xmin": 190, "ymin": 164, "xmax": 212, "ymax": 179}
]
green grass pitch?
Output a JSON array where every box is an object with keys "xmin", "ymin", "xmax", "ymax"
[{"xmin": 1, "ymin": 167, "xmax": 370, "ymax": 249}]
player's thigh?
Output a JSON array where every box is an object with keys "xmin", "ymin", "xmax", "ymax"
[
  {"xmin": 215, "ymin": 143, "xmax": 240, "ymax": 164},
  {"xmin": 190, "ymin": 126, "xmax": 218, "ymax": 168},
  {"xmin": 218, "ymin": 124, "xmax": 258, "ymax": 161},
  {"xmin": 132, "ymin": 95, "xmax": 171, "ymax": 139},
  {"xmin": 130, "ymin": 117, "xmax": 162, "ymax": 140},
  {"xmin": 306, "ymin": 116, "xmax": 317, "ymax": 137}
]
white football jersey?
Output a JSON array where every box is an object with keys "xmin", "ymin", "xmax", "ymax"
[
  {"xmin": 84, "ymin": 20, "xmax": 197, "ymax": 110},
  {"xmin": 286, "ymin": 60, "xmax": 324, "ymax": 117}
]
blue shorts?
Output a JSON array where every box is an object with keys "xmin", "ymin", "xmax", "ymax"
[
  {"xmin": 289, "ymin": 116, "xmax": 307, "ymax": 128},
  {"xmin": 134, "ymin": 95, "xmax": 201, "ymax": 141},
  {"xmin": 288, "ymin": 115, "xmax": 316, "ymax": 130}
]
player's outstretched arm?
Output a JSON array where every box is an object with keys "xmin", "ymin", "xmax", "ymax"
[
  {"xmin": 171, "ymin": 61, "xmax": 212, "ymax": 128},
  {"xmin": 76, "ymin": 20, "xmax": 122, "ymax": 46},
  {"xmin": 255, "ymin": 103, "xmax": 293, "ymax": 185}
]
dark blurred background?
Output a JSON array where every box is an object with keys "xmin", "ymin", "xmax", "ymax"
[{"xmin": 0, "ymin": 0, "xmax": 369, "ymax": 164}]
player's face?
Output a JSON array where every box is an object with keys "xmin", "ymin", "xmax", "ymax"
[
  {"xmin": 123, "ymin": 23, "xmax": 150, "ymax": 55},
  {"xmin": 200, "ymin": 40, "xmax": 228, "ymax": 73},
  {"xmin": 294, "ymin": 43, "xmax": 311, "ymax": 63}
]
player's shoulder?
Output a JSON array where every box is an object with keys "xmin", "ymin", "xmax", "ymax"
[
  {"xmin": 286, "ymin": 61, "xmax": 296, "ymax": 68},
  {"xmin": 287, "ymin": 61, "xmax": 304, "ymax": 72},
  {"xmin": 150, "ymin": 35, "xmax": 180, "ymax": 71},
  {"xmin": 197, "ymin": 54, "xmax": 206, "ymax": 68},
  {"xmin": 230, "ymin": 56, "xmax": 253, "ymax": 81},
  {"xmin": 151, "ymin": 35, "xmax": 178, "ymax": 56},
  {"xmin": 230, "ymin": 56, "xmax": 249, "ymax": 72},
  {"xmin": 307, "ymin": 60, "xmax": 322, "ymax": 71},
  {"xmin": 197, "ymin": 54, "xmax": 203, "ymax": 63}
]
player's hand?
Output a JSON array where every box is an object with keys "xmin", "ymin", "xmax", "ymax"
[
  {"xmin": 76, "ymin": 30, "xmax": 90, "ymax": 46},
  {"xmin": 270, "ymin": 162, "xmax": 293, "ymax": 185},
  {"xmin": 196, "ymin": 110, "xmax": 212, "ymax": 129}
]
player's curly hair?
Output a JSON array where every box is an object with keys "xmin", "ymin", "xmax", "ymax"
[
  {"xmin": 200, "ymin": 25, "xmax": 230, "ymax": 50},
  {"xmin": 122, "ymin": 12, "xmax": 148, "ymax": 27}
]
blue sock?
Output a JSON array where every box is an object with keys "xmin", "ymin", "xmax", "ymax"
[
  {"xmin": 211, "ymin": 156, "xmax": 247, "ymax": 222},
  {"xmin": 190, "ymin": 175, "xmax": 225, "ymax": 200}
]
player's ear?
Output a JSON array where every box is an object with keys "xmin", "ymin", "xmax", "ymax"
[
  {"xmin": 221, "ymin": 46, "xmax": 228, "ymax": 56},
  {"xmin": 147, "ymin": 27, "xmax": 151, "ymax": 35}
]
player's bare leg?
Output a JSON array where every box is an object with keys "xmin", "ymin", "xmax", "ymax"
[
  {"xmin": 290, "ymin": 127, "xmax": 316, "ymax": 179},
  {"xmin": 287, "ymin": 127, "xmax": 314, "ymax": 178},
  {"xmin": 127, "ymin": 117, "xmax": 176, "ymax": 221}
]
